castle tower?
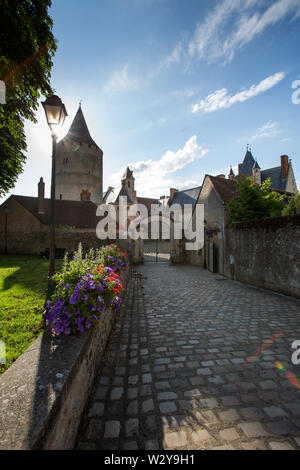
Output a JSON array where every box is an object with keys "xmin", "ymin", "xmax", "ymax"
[
  {"xmin": 121, "ymin": 167, "xmax": 137, "ymax": 202},
  {"xmin": 252, "ymin": 160, "xmax": 261, "ymax": 185},
  {"xmin": 55, "ymin": 104, "xmax": 103, "ymax": 204}
]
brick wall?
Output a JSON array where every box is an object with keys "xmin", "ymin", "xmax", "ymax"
[{"xmin": 225, "ymin": 215, "xmax": 300, "ymax": 298}]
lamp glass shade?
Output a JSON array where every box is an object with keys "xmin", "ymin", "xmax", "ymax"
[{"xmin": 42, "ymin": 95, "xmax": 68, "ymax": 128}]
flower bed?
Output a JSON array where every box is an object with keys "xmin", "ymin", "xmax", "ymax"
[{"xmin": 45, "ymin": 243, "xmax": 130, "ymax": 336}]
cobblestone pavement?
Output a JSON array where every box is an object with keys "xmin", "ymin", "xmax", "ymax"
[{"xmin": 76, "ymin": 263, "xmax": 300, "ymax": 450}]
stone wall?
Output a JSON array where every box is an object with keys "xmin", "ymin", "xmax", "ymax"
[
  {"xmin": 0, "ymin": 230, "xmax": 106, "ymax": 255},
  {"xmin": 0, "ymin": 267, "xmax": 130, "ymax": 450},
  {"xmin": 224, "ymin": 215, "xmax": 300, "ymax": 298},
  {"xmin": 0, "ymin": 229, "xmax": 143, "ymax": 263}
]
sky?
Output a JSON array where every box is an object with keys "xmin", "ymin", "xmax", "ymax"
[{"xmin": 3, "ymin": 0, "xmax": 300, "ymax": 201}]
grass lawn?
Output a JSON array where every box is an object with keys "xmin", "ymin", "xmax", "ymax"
[{"xmin": 0, "ymin": 255, "xmax": 62, "ymax": 375}]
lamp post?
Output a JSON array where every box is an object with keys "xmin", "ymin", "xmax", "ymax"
[
  {"xmin": 42, "ymin": 95, "xmax": 67, "ymax": 292},
  {"xmin": 4, "ymin": 206, "xmax": 8, "ymax": 254}
]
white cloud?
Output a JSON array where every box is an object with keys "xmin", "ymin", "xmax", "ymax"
[
  {"xmin": 251, "ymin": 120, "xmax": 279, "ymax": 140},
  {"xmin": 188, "ymin": 0, "xmax": 300, "ymax": 63},
  {"xmin": 192, "ymin": 71, "xmax": 285, "ymax": 113},
  {"xmin": 163, "ymin": 42, "xmax": 183, "ymax": 68},
  {"xmin": 107, "ymin": 136, "xmax": 208, "ymax": 197},
  {"xmin": 105, "ymin": 64, "xmax": 140, "ymax": 94}
]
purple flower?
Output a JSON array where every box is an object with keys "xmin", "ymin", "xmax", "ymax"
[{"xmin": 70, "ymin": 293, "xmax": 80, "ymax": 304}]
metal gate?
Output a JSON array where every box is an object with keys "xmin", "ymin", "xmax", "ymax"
[{"xmin": 143, "ymin": 240, "xmax": 170, "ymax": 262}]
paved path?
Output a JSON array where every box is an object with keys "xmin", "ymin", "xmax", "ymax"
[{"xmin": 76, "ymin": 263, "xmax": 300, "ymax": 450}]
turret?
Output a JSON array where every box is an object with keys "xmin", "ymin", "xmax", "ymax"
[
  {"xmin": 228, "ymin": 166, "xmax": 235, "ymax": 180},
  {"xmin": 252, "ymin": 160, "xmax": 261, "ymax": 184},
  {"xmin": 55, "ymin": 103, "xmax": 103, "ymax": 204}
]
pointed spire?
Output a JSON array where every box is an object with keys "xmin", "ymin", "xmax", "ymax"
[
  {"xmin": 229, "ymin": 165, "xmax": 235, "ymax": 175},
  {"xmin": 65, "ymin": 104, "xmax": 98, "ymax": 147},
  {"xmin": 240, "ymin": 146, "xmax": 256, "ymax": 175},
  {"xmin": 122, "ymin": 166, "xmax": 134, "ymax": 180}
]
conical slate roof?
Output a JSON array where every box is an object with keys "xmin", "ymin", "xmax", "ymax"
[
  {"xmin": 65, "ymin": 105, "xmax": 98, "ymax": 147},
  {"xmin": 240, "ymin": 150, "xmax": 256, "ymax": 175},
  {"xmin": 122, "ymin": 166, "xmax": 134, "ymax": 180}
]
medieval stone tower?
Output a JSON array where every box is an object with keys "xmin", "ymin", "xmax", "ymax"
[{"xmin": 55, "ymin": 104, "xmax": 103, "ymax": 204}]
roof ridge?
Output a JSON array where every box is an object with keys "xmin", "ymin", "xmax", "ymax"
[{"xmin": 261, "ymin": 165, "xmax": 281, "ymax": 172}]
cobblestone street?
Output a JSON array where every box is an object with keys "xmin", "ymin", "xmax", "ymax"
[{"xmin": 77, "ymin": 263, "xmax": 300, "ymax": 450}]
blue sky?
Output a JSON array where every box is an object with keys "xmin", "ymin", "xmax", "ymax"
[{"xmin": 3, "ymin": 0, "xmax": 300, "ymax": 201}]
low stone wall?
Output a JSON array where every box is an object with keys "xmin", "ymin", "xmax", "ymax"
[
  {"xmin": 0, "ymin": 230, "xmax": 108, "ymax": 255},
  {"xmin": 224, "ymin": 215, "xmax": 300, "ymax": 298},
  {"xmin": 0, "ymin": 267, "xmax": 130, "ymax": 450},
  {"xmin": 0, "ymin": 230, "xmax": 143, "ymax": 263}
]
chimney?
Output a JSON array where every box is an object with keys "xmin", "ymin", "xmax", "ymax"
[
  {"xmin": 38, "ymin": 177, "xmax": 45, "ymax": 214},
  {"xmin": 281, "ymin": 155, "xmax": 289, "ymax": 179},
  {"xmin": 238, "ymin": 163, "xmax": 242, "ymax": 175},
  {"xmin": 169, "ymin": 188, "xmax": 178, "ymax": 202}
]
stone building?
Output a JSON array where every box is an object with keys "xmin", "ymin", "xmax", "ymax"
[
  {"xmin": 103, "ymin": 167, "xmax": 159, "ymax": 243},
  {"xmin": 55, "ymin": 104, "xmax": 103, "ymax": 204},
  {"xmin": 230, "ymin": 149, "xmax": 297, "ymax": 194},
  {"xmin": 169, "ymin": 178, "xmax": 237, "ymax": 273},
  {"xmin": 0, "ymin": 178, "xmax": 104, "ymax": 255}
]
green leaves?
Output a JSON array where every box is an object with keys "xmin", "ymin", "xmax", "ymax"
[
  {"xmin": 227, "ymin": 177, "xmax": 285, "ymax": 223},
  {"xmin": 0, "ymin": 0, "xmax": 57, "ymax": 196},
  {"xmin": 282, "ymin": 191, "xmax": 300, "ymax": 216}
]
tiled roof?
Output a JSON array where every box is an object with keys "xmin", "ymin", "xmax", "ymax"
[
  {"xmin": 169, "ymin": 187, "xmax": 201, "ymax": 208},
  {"xmin": 208, "ymin": 176, "xmax": 237, "ymax": 202},
  {"xmin": 103, "ymin": 186, "xmax": 134, "ymax": 204},
  {"xmin": 64, "ymin": 106, "xmax": 99, "ymax": 148},
  {"xmin": 137, "ymin": 197, "xmax": 160, "ymax": 212},
  {"xmin": 261, "ymin": 166, "xmax": 287, "ymax": 191},
  {"xmin": 11, "ymin": 196, "xmax": 101, "ymax": 229}
]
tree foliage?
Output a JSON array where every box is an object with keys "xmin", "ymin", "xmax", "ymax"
[
  {"xmin": 282, "ymin": 191, "xmax": 300, "ymax": 216},
  {"xmin": 227, "ymin": 177, "xmax": 286, "ymax": 223},
  {"xmin": 0, "ymin": 0, "xmax": 57, "ymax": 196}
]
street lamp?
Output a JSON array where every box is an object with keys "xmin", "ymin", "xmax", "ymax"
[
  {"xmin": 42, "ymin": 95, "xmax": 67, "ymax": 291},
  {"xmin": 4, "ymin": 206, "xmax": 9, "ymax": 254}
]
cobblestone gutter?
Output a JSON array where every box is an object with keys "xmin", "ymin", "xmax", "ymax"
[{"xmin": 0, "ymin": 267, "xmax": 130, "ymax": 450}]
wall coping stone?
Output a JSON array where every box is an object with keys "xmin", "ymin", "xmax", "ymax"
[{"xmin": 229, "ymin": 214, "xmax": 300, "ymax": 231}]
